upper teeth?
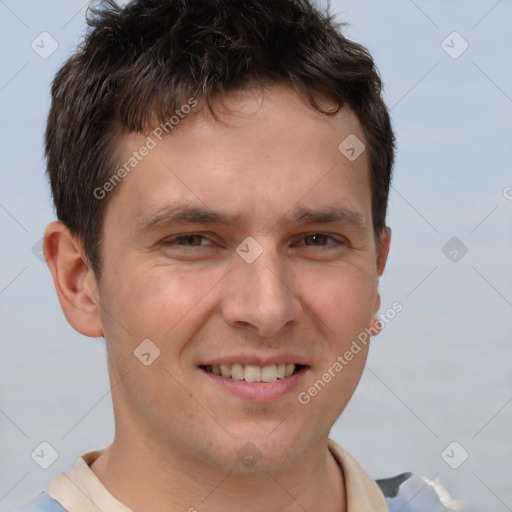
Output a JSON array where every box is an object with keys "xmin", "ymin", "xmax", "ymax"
[{"xmin": 205, "ymin": 363, "xmax": 296, "ymax": 382}]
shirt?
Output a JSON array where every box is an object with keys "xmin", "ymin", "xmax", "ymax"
[{"xmin": 18, "ymin": 440, "xmax": 461, "ymax": 512}]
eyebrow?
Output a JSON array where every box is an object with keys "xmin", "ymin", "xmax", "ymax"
[
  {"xmin": 133, "ymin": 203, "xmax": 245, "ymax": 234},
  {"xmin": 290, "ymin": 206, "xmax": 367, "ymax": 230},
  {"xmin": 133, "ymin": 202, "xmax": 367, "ymax": 235}
]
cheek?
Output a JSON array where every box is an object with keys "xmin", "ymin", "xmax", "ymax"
[
  {"xmin": 298, "ymin": 270, "xmax": 375, "ymax": 420},
  {"xmin": 300, "ymin": 263, "xmax": 378, "ymax": 339},
  {"xmin": 99, "ymin": 263, "xmax": 226, "ymax": 347}
]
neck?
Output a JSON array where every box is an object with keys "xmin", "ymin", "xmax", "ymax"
[{"xmin": 90, "ymin": 432, "xmax": 346, "ymax": 512}]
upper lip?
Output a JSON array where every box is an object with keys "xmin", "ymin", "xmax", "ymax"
[{"xmin": 199, "ymin": 353, "xmax": 310, "ymax": 367}]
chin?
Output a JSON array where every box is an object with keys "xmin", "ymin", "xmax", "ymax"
[
  {"xmin": 227, "ymin": 448, "xmax": 297, "ymax": 475},
  {"xmin": 210, "ymin": 429, "xmax": 311, "ymax": 475}
]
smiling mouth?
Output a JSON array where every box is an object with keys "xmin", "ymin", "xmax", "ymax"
[{"xmin": 199, "ymin": 363, "xmax": 305, "ymax": 383}]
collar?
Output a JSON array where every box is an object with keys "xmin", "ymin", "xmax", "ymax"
[{"xmin": 46, "ymin": 440, "xmax": 387, "ymax": 511}]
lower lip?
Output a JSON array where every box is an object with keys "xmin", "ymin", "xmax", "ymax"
[{"xmin": 200, "ymin": 367, "xmax": 309, "ymax": 402}]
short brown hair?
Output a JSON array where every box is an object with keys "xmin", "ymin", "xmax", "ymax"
[{"xmin": 46, "ymin": 0, "xmax": 395, "ymax": 275}]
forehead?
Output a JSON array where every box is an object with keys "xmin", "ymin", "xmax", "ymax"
[{"xmin": 105, "ymin": 85, "xmax": 371, "ymax": 229}]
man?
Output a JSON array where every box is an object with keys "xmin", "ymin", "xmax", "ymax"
[{"xmin": 20, "ymin": 0, "xmax": 461, "ymax": 510}]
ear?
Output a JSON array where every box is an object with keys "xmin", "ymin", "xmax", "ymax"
[
  {"xmin": 44, "ymin": 221, "xmax": 103, "ymax": 338},
  {"xmin": 369, "ymin": 227, "xmax": 392, "ymax": 336},
  {"xmin": 376, "ymin": 227, "xmax": 391, "ymax": 277}
]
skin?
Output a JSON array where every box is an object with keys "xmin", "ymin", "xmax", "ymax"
[{"xmin": 44, "ymin": 84, "xmax": 391, "ymax": 512}]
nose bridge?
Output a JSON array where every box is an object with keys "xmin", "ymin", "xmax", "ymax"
[
  {"xmin": 250, "ymin": 249, "xmax": 289, "ymax": 303},
  {"xmin": 222, "ymin": 239, "xmax": 301, "ymax": 335}
]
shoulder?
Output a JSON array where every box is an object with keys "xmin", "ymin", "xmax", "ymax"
[
  {"xmin": 14, "ymin": 493, "xmax": 67, "ymax": 512},
  {"xmin": 376, "ymin": 473, "xmax": 464, "ymax": 512}
]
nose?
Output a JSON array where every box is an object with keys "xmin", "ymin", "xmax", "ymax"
[{"xmin": 220, "ymin": 242, "xmax": 303, "ymax": 337}]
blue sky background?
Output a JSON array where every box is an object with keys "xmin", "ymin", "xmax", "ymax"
[{"xmin": 1, "ymin": 1, "xmax": 511, "ymax": 511}]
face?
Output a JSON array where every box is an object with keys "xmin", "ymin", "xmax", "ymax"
[{"xmin": 95, "ymin": 85, "xmax": 389, "ymax": 474}]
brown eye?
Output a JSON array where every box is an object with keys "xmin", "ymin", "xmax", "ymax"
[
  {"xmin": 302, "ymin": 234, "xmax": 332, "ymax": 246},
  {"xmin": 167, "ymin": 235, "xmax": 211, "ymax": 246}
]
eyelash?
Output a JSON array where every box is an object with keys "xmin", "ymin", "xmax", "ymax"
[{"xmin": 163, "ymin": 233, "xmax": 345, "ymax": 248}]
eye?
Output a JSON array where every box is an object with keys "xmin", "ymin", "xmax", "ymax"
[
  {"xmin": 164, "ymin": 234, "xmax": 213, "ymax": 247},
  {"xmin": 299, "ymin": 234, "xmax": 339, "ymax": 246}
]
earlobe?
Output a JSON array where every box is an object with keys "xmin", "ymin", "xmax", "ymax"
[{"xmin": 44, "ymin": 221, "xmax": 104, "ymax": 338}]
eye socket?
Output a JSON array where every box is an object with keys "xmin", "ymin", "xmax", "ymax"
[
  {"xmin": 302, "ymin": 234, "xmax": 332, "ymax": 246},
  {"xmin": 161, "ymin": 233, "xmax": 346, "ymax": 252},
  {"xmin": 164, "ymin": 234, "xmax": 213, "ymax": 247},
  {"xmin": 298, "ymin": 234, "xmax": 343, "ymax": 247}
]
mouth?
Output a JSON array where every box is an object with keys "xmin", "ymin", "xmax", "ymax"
[{"xmin": 199, "ymin": 363, "xmax": 305, "ymax": 383}]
